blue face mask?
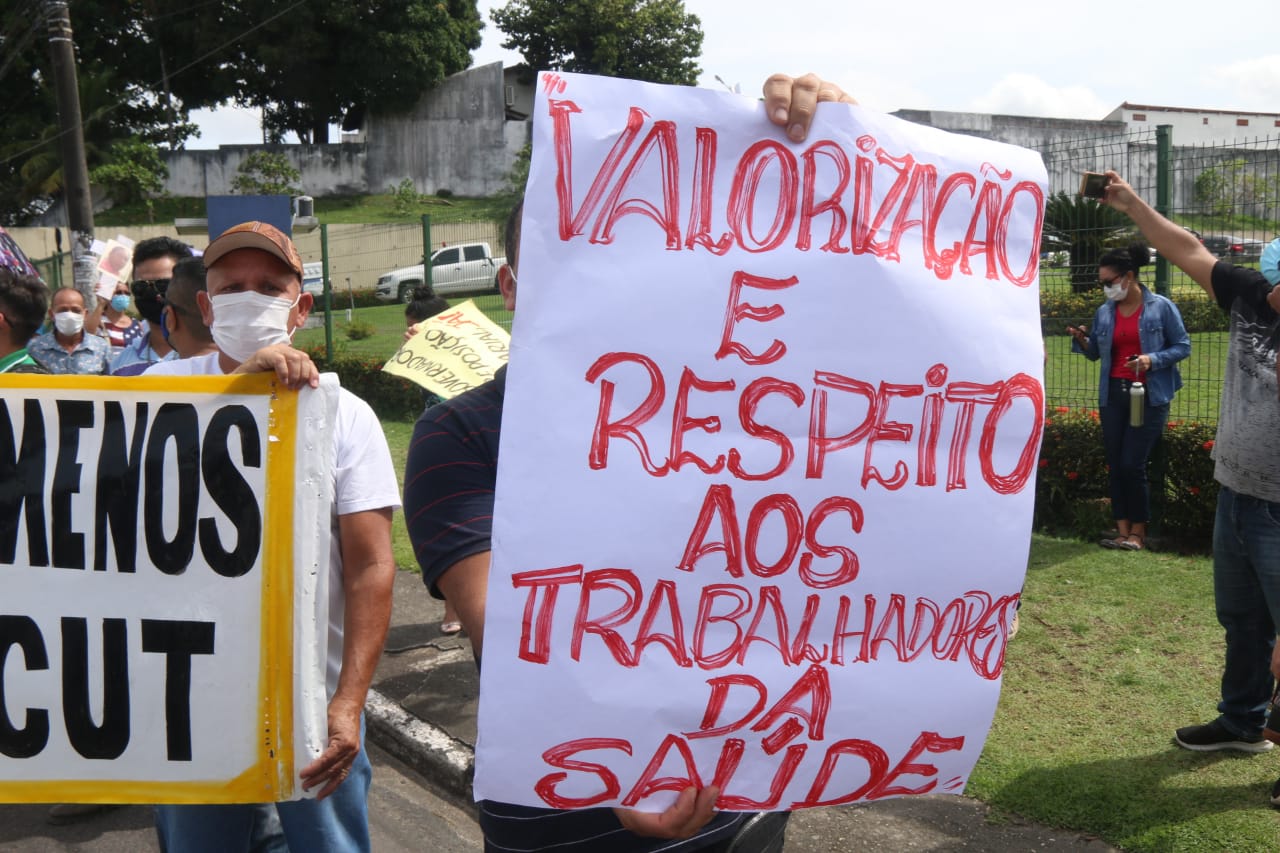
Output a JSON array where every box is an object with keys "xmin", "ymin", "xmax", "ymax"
[
  {"xmin": 110, "ymin": 294, "xmax": 131, "ymax": 312},
  {"xmin": 159, "ymin": 308, "xmax": 170, "ymax": 341}
]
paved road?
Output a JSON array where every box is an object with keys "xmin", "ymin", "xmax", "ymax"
[{"xmin": 0, "ymin": 741, "xmax": 483, "ymax": 852}]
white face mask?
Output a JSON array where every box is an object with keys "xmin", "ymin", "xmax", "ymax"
[
  {"xmin": 1103, "ymin": 282, "xmax": 1127, "ymax": 302},
  {"xmin": 209, "ymin": 291, "xmax": 299, "ymax": 363},
  {"xmin": 54, "ymin": 310, "xmax": 84, "ymax": 336}
]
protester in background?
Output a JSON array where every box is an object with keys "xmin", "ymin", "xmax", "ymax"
[
  {"xmin": 149, "ymin": 221, "xmax": 398, "ymax": 852},
  {"xmin": 99, "ymin": 279, "xmax": 145, "ymax": 350},
  {"xmin": 27, "ymin": 286, "xmax": 111, "ymax": 374},
  {"xmin": 400, "ymin": 73, "xmax": 847, "ymax": 853},
  {"xmin": 1067, "ymin": 242, "xmax": 1190, "ymax": 551},
  {"xmin": 0, "ymin": 267, "xmax": 50, "ymax": 374},
  {"xmin": 1099, "ymin": 173, "xmax": 1280, "ymax": 799},
  {"xmin": 115, "ymin": 256, "xmax": 217, "ymax": 375},
  {"xmin": 111, "ymin": 236, "xmax": 192, "ymax": 374}
]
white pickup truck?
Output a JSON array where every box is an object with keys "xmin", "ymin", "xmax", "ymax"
[{"xmin": 374, "ymin": 241, "xmax": 505, "ymax": 303}]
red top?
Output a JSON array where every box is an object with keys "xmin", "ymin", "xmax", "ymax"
[{"xmin": 1109, "ymin": 305, "xmax": 1143, "ymax": 379}]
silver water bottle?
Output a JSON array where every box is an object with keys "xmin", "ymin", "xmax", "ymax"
[{"xmin": 1129, "ymin": 382, "xmax": 1145, "ymax": 427}]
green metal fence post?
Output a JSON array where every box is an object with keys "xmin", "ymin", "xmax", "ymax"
[
  {"xmin": 422, "ymin": 214, "xmax": 432, "ymax": 293},
  {"xmin": 1155, "ymin": 124, "xmax": 1173, "ymax": 297},
  {"xmin": 321, "ymin": 223, "xmax": 333, "ymax": 360}
]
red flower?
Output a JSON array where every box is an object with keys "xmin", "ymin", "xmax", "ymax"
[
  {"xmin": 1202, "ymin": 440, "xmax": 1215, "ymax": 451},
  {"xmin": 1038, "ymin": 459, "xmax": 1048, "ymax": 468},
  {"xmin": 1189, "ymin": 486, "xmax": 1201, "ymax": 495},
  {"xmin": 1066, "ymin": 471, "xmax": 1079, "ymax": 480},
  {"xmin": 1055, "ymin": 406, "xmax": 1070, "ymax": 413}
]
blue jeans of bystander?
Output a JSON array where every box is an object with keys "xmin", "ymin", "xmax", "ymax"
[
  {"xmin": 155, "ymin": 718, "xmax": 372, "ymax": 853},
  {"xmin": 1099, "ymin": 388, "xmax": 1168, "ymax": 524},
  {"xmin": 1212, "ymin": 486, "xmax": 1280, "ymax": 737}
]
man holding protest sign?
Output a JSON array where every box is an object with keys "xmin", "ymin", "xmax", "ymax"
[
  {"xmin": 147, "ymin": 221, "xmax": 399, "ymax": 852},
  {"xmin": 404, "ymin": 74, "xmax": 858, "ymax": 853}
]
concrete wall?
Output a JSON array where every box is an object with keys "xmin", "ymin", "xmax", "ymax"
[
  {"xmin": 891, "ymin": 108, "xmax": 1278, "ymax": 219},
  {"xmin": 155, "ymin": 62, "xmax": 521, "ymax": 200},
  {"xmin": 162, "ymin": 144, "xmax": 368, "ymax": 198},
  {"xmin": 13, "ymin": 220, "xmax": 507, "ymax": 295},
  {"xmin": 364, "ymin": 62, "xmax": 516, "ymax": 197}
]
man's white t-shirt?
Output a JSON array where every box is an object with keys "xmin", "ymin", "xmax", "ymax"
[{"xmin": 147, "ymin": 352, "xmax": 401, "ymax": 694}]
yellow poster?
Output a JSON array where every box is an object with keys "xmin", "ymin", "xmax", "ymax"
[{"xmin": 382, "ymin": 300, "xmax": 510, "ymax": 398}]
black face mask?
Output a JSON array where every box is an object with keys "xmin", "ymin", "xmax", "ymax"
[{"xmin": 131, "ymin": 278, "xmax": 170, "ymax": 325}]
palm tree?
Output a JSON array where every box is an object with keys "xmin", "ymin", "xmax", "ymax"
[{"xmin": 1042, "ymin": 191, "xmax": 1135, "ymax": 292}]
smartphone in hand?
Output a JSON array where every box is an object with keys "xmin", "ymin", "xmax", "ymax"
[{"xmin": 1079, "ymin": 172, "xmax": 1109, "ymax": 199}]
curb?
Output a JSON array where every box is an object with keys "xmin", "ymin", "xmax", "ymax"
[{"xmin": 365, "ymin": 688, "xmax": 475, "ymax": 805}]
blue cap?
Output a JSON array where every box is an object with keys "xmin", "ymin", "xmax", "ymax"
[{"xmin": 1262, "ymin": 237, "xmax": 1280, "ymax": 286}]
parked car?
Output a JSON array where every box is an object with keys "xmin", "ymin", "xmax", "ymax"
[
  {"xmin": 1202, "ymin": 234, "xmax": 1264, "ymax": 260},
  {"xmin": 302, "ymin": 262, "xmax": 325, "ymax": 298},
  {"xmin": 374, "ymin": 241, "xmax": 505, "ymax": 303}
]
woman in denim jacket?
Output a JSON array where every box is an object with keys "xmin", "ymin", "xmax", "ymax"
[{"xmin": 1067, "ymin": 242, "xmax": 1191, "ymax": 550}]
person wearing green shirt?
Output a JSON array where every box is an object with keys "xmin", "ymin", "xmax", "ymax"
[{"xmin": 0, "ymin": 266, "xmax": 50, "ymax": 374}]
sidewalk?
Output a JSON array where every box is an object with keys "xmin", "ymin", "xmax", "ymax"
[{"xmin": 366, "ymin": 570, "xmax": 1116, "ymax": 851}]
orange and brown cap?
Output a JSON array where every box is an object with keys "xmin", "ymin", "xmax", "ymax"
[{"xmin": 203, "ymin": 221, "xmax": 303, "ymax": 278}]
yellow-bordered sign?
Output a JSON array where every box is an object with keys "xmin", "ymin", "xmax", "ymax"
[{"xmin": 0, "ymin": 373, "xmax": 333, "ymax": 803}]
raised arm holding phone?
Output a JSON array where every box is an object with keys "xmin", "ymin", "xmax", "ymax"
[{"xmin": 1098, "ymin": 171, "xmax": 1280, "ymax": 805}]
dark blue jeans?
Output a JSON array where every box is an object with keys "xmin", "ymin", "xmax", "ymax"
[
  {"xmin": 1212, "ymin": 486, "xmax": 1280, "ymax": 737},
  {"xmin": 1099, "ymin": 382, "xmax": 1168, "ymax": 524}
]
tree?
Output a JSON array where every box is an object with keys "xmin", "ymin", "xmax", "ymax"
[
  {"xmin": 1193, "ymin": 158, "xmax": 1273, "ymax": 220},
  {"xmin": 1042, "ymin": 192, "xmax": 1136, "ymax": 292},
  {"xmin": 492, "ymin": 0, "xmax": 703, "ymax": 85},
  {"xmin": 90, "ymin": 137, "xmax": 169, "ymax": 220},
  {"xmin": 161, "ymin": 0, "xmax": 484, "ymax": 143},
  {"xmin": 231, "ymin": 151, "xmax": 301, "ymax": 196},
  {"xmin": 0, "ymin": 1, "xmax": 481, "ymax": 220}
]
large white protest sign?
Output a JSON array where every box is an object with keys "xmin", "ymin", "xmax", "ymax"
[
  {"xmin": 0, "ymin": 373, "xmax": 333, "ymax": 804},
  {"xmin": 477, "ymin": 72, "xmax": 1047, "ymax": 812}
]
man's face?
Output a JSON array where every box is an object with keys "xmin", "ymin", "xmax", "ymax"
[
  {"xmin": 50, "ymin": 288, "xmax": 85, "ymax": 318},
  {"xmin": 133, "ymin": 256, "xmax": 176, "ymax": 285},
  {"xmin": 199, "ymin": 248, "xmax": 311, "ymax": 329}
]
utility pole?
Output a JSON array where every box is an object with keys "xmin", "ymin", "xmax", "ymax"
[{"xmin": 44, "ymin": 0, "xmax": 97, "ymax": 307}]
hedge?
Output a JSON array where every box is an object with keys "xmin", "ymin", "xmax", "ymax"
[
  {"xmin": 302, "ymin": 347, "xmax": 425, "ymax": 421},
  {"xmin": 1040, "ymin": 290, "xmax": 1228, "ymax": 335},
  {"xmin": 1035, "ymin": 407, "xmax": 1217, "ymax": 551}
]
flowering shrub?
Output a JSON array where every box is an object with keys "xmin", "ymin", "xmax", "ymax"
[
  {"xmin": 1040, "ymin": 290, "xmax": 1226, "ymax": 335},
  {"xmin": 1034, "ymin": 408, "xmax": 1218, "ymax": 551}
]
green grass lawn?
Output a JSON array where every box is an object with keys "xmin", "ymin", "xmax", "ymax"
[{"xmin": 971, "ymin": 537, "xmax": 1280, "ymax": 850}]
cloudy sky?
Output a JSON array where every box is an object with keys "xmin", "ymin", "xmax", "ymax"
[{"xmin": 191, "ymin": 0, "xmax": 1280, "ymax": 147}]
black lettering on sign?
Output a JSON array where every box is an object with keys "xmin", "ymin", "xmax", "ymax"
[
  {"xmin": 0, "ymin": 615, "xmax": 50, "ymax": 758},
  {"xmin": 61, "ymin": 617, "xmax": 129, "ymax": 760},
  {"xmin": 52, "ymin": 400, "xmax": 93, "ymax": 571},
  {"xmin": 200, "ymin": 405, "xmax": 262, "ymax": 578},
  {"xmin": 0, "ymin": 399, "xmax": 49, "ymax": 567},
  {"xmin": 94, "ymin": 401, "xmax": 148, "ymax": 573},
  {"xmin": 144, "ymin": 404, "xmax": 200, "ymax": 575},
  {"xmin": 141, "ymin": 619, "xmax": 215, "ymax": 762}
]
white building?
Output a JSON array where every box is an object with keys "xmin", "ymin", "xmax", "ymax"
[{"xmin": 1103, "ymin": 102, "xmax": 1280, "ymax": 146}]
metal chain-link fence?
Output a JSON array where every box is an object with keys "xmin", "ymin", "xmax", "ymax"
[{"xmin": 1039, "ymin": 125, "xmax": 1279, "ymax": 424}]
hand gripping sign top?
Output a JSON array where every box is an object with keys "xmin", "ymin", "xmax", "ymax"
[{"xmin": 477, "ymin": 72, "xmax": 1047, "ymax": 813}]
